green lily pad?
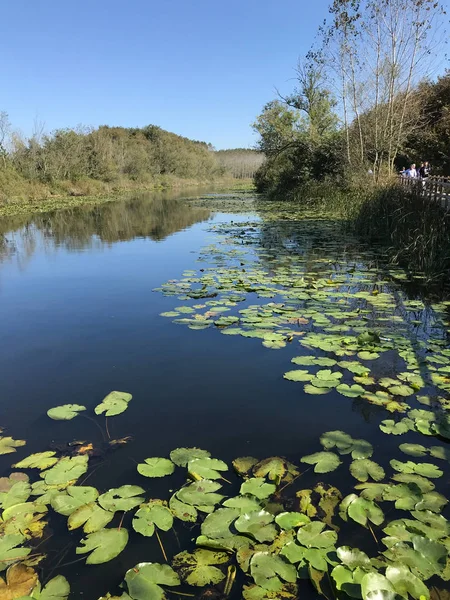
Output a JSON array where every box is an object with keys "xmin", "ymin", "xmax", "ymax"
[
  {"xmin": 169, "ymin": 447, "xmax": 211, "ymax": 467},
  {"xmin": 94, "ymin": 391, "xmax": 132, "ymax": 416},
  {"xmin": 235, "ymin": 510, "xmax": 277, "ymax": 542},
  {"xmin": 297, "ymin": 521, "xmax": 337, "ymax": 549},
  {"xmin": 301, "ymin": 451, "xmax": 341, "ymax": 473},
  {"xmin": 32, "ymin": 574, "xmax": 71, "ymax": 599},
  {"xmin": 337, "ymin": 546, "xmax": 371, "ymax": 569},
  {"xmin": 0, "ymin": 436, "xmax": 26, "ymax": 456},
  {"xmin": 51, "ymin": 485, "xmax": 98, "ymax": 516},
  {"xmin": 341, "ymin": 494, "xmax": 384, "ymax": 527},
  {"xmin": 47, "ymin": 404, "xmax": 86, "ymax": 420},
  {"xmin": 124, "ymin": 562, "xmax": 180, "ymax": 599},
  {"xmin": 389, "ymin": 385, "xmax": 415, "ymax": 397},
  {"xmin": 0, "ymin": 534, "xmax": 30, "ymax": 570},
  {"xmin": 67, "ymin": 500, "xmax": 114, "ymax": 533},
  {"xmin": 188, "ymin": 457, "xmax": 228, "ymax": 480},
  {"xmin": 0, "ymin": 480, "xmax": 31, "ymax": 510},
  {"xmin": 390, "ymin": 460, "xmax": 443, "ymax": 479},
  {"xmin": 232, "ymin": 456, "xmax": 259, "ymax": 477},
  {"xmin": 361, "ymin": 572, "xmax": 396, "ymax": 600},
  {"xmin": 13, "ymin": 451, "xmax": 58, "ymax": 470},
  {"xmin": 43, "ymin": 456, "xmax": 89, "ymax": 485},
  {"xmin": 380, "ymin": 419, "xmax": 412, "ymax": 435},
  {"xmin": 76, "ymin": 528, "xmax": 129, "ymax": 564},
  {"xmin": 200, "ymin": 507, "xmax": 240, "ymax": 540},
  {"xmin": 169, "ymin": 494, "xmax": 198, "ymax": 523},
  {"xmin": 385, "ymin": 565, "xmax": 430, "ymax": 600},
  {"xmin": 132, "ymin": 502, "xmax": 173, "ymax": 537},
  {"xmin": 304, "ymin": 384, "xmax": 331, "ymax": 395},
  {"xmin": 399, "ymin": 444, "xmax": 428, "ymax": 458},
  {"xmin": 336, "ymin": 384, "xmax": 365, "ymax": 398},
  {"xmin": 177, "ymin": 480, "xmax": 224, "ymax": 508},
  {"xmin": 98, "ymin": 485, "xmax": 145, "ymax": 512},
  {"xmin": 275, "ymin": 512, "xmax": 310, "ymax": 530},
  {"xmin": 172, "ymin": 549, "xmax": 228, "ymax": 586},
  {"xmin": 137, "ymin": 458, "xmax": 175, "ymax": 478},
  {"xmin": 283, "ymin": 370, "xmax": 312, "ymax": 382},
  {"xmin": 240, "ymin": 478, "xmax": 276, "ymax": 499},
  {"xmin": 253, "ymin": 457, "xmax": 298, "ymax": 482},
  {"xmin": 350, "ymin": 459, "xmax": 385, "ymax": 482},
  {"xmin": 250, "ymin": 552, "xmax": 297, "ymax": 591}
]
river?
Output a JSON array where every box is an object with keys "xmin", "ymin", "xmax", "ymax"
[{"xmin": 0, "ymin": 189, "xmax": 449, "ymax": 599}]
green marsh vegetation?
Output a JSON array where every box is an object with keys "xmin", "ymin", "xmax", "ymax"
[
  {"xmin": 2, "ymin": 204, "xmax": 450, "ymax": 599},
  {"xmin": 252, "ymin": 0, "xmax": 450, "ymax": 282}
]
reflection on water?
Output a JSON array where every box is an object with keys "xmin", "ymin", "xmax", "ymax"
[{"xmin": 0, "ymin": 188, "xmax": 211, "ymax": 267}]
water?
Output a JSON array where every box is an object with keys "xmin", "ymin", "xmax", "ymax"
[{"xmin": 0, "ymin": 189, "xmax": 449, "ymax": 598}]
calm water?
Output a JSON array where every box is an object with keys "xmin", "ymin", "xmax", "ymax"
[{"xmin": 0, "ymin": 189, "xmax": 449, "ymax": 598}]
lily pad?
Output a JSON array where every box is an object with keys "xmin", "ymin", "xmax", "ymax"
[
  {"xmin": 172, "ymin": 549, "xmax": 229, "ymax": 586},
  {"xmin": 169, "ymin": 447, "xmax": 211, "ymax": 467},
  {"xmin": 0, "ymin": 563, "xmax": 38, "ymax": 598},
  {"xmin": 13, "ymin": 451, "xmax": 58, "ymax": 470},
  {"xmin": 350, "ymin": 459, "xmax": 385, "ymax": 482},
  {"xmin": 76, "ymin": 528, "xmax": 129, "ymax": 564},
  {"xmin": 250, "ymin": 552, "xmax": 297, "ymax": 591},
  {"xmin": 43, "ymin": 456, "xmax": 89, "ymax": 485},
  {"xmin": 235, "ymin": 510, "xmax": 277, "ymax": 542},
  {"xmin": 132, "ymin": 501, "xmax": 173, "ymax": 537},
  {"xmin": 301, "ymin": 451, "xmax": 341, "ymax": 473},
  {"xmin": 336, "ymin": 384, "xmax": 365, "ymax": 398},
  {"xmin": 240, "ymin": 478, "xmax": 276, "ymax": 499},
  {"xmin": 94, "ymin": 391, "xmax": 132, "ymax": 416},
  {"xmin": 124, "ymin": 562, "xmax": 180, "ymax": 599},
  {"xmin": 297, "ymin": 521, "xmax": 337, "ymax": 549},
  {"xmin": 0, "ymin": 436, "xmax": 26, "ymax": 455},
  {"xmin": 98, "ymin": 485, "xmax": 145, "ymax": 512},
  {"xmin": 68, "ymin": 502, "xmax": 115, "ymax": 533},
  {"xmin": 51, "ymin": 485, "xmax": 98, "ymax": 516},
  {"xmin": 283, "ymin": 370, "xmax": 312, "ymax": 382},
  {"xmin": 137, "ymin": 458, "xmax": 175, "ymax": 478},
  {"xmin": 188, "ymin": 457, "xmax": 228, "ymax": 480},
  {"xmin": 47, "ymin": 404, "xmax": 86, "ymax": 420}
]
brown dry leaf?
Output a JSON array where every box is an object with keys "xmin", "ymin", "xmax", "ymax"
[
  {"xmin": 0, "ymin": 563, "xmax": 38, "ymax": 599},
  {"xmin": 74, "ymin": 443, "xmax": 94, "ymax": 455},
  {"xmin": 109, "ymin": 436, "xmax": 132, "ymax": 447}
]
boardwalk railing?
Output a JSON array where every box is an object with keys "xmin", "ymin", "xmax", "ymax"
[{"xmin": 399, "ymin": 176, "xmax": 450, "ymax": 210}]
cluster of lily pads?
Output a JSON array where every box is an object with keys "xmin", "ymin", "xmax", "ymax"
[{"xmin": 1, "ymin": 393, "xmax": 450, "ymax": 600}]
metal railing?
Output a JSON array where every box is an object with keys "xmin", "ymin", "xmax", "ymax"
[{"xmin": 399, "ymin": 176, "xmax": 450, "ymax": 210}]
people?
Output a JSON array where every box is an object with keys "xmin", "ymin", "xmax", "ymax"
[
  {"xmin": 418, "ymin": 161, "xmax": 431, "ymax": 179},
  {"xmin": 405, "ymin": 163, "xmax": 418, "ymax": 178}
]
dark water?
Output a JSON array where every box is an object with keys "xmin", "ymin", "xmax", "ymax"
[{"xmin": 0, "ymin": 189, "xmax": 449, "ymax": 598}]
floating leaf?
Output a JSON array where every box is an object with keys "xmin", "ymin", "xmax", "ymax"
[
  {"xmin": 297, "ymin": 521, "xmax": 337, "ymax": 549},
  {"xmin": 124, "ymin": 562, "xmax": 180, "ymax": 599},
  {"xmin": 98, "ymin": 485, "xmax": 145, "ymax": 512},
  {"xmin": 76, "ymin": 528, "xmax": 129, "ymax": 564},
  {"xmin": 389, "ymin": 385, "xmax": 415, "ymax": 397},
  {"xmin": 43, "ymin": 456, "xmax": 89, "ymax": 485},
  {"xmin": 350, "ymin": 459, "xmax": 385, "ymax": 482},
  {"xmin": 172, "ymin": 549, "xmax": 228, "ymax": 586},
  {"xmin": 0, "ymin": 436, "xmax": 26, "ymax": 455},
  {"xmin": 33, "ymin": 575, "xmax": 71, "ymax": 600},
  {"xmin": 336, "ymin": 384, "xmax": 365, "ymax": 397},
  {"xmin": 275, "ymin": 512, "xmax": 310, "ymax": 530},
  {"xmin": 341, "ymin": 494, "xmax": 384, "ymax": 527},
  {"xmin": 132, "ymin": 502, "xmax": 173, "ymax": 537},
  {"xmin": 380, "ymin": 419, "xmax": 412, "ymax": 435},
  {"xmin": 361, "ymin": 572, "xmax": 396, "ymax": 600},
  {"xmin": 320, "ymin": 431, "xmax": 353, "ymax": 452},
  {"xmin": 301, "ymin": 452, "xmax": 341, "ymax": 473},
  {"xmin": 169, "ymin": 447, "xmax": 211, "ymax": 467},
  {"xmin": 253, "ymin": 457, "xmax": 298, "ymax": 482},
  {"xmin": 188, "ymin": 457, "xmax": 228, "ymax": 480},
  {"xmin": 0, "ymin": 534, "xmax": 30, "ymax": 570},
  {"xmin": 399, "ymin": 444, "xmax": 428, "ymax": 458},
  {"xmin": 201, "ymin": 508, "xmax": 239, "ymax": 539},
  {"xmin": 337, "ymin": 546, "xmax": 371, "ymax": 569},
  {"xmin": 250, "ymin": 552, "xmax": 297, "ymax": 591},
  {"xmin": 0, "ymin": 563, "xmax": 38, "ymax": 598},
  {"xmin": 177, "ymin": 480, "xmax": 224, "ymax": 509},
  {"xmin": 94, "ymin": 391, "xmax": 132, "ymax": 416},
  {"xmin": 169, "ymin": 494, "xmax": 197, "ymax": 523},
  {"xmin": 0, "ymin": 480, "xmax": 31, "ymax": 510},
  {"xmin": 68, "ymin": 502, "xmax": 114, "ymax": 533},
  {"xmin": 240, "ymin": 478, "xmax": 276, "ymax": 499},
  {"xmin": 47, "ymin": 404, "xmax": 86, "ymax": 420},
  {"xmin": 233, "ymin": 456, "xmax": 258, "ymax": 477},
  {"xmin": 13, "ymin": 451, "xmax": 58, "ymax": 470},
  {"xmin": 235, "ymin": 510, "xmax": 277, "ymax": 542},
  {"xmin": 304, "ymin": 384, "xmax": 330, "ymax": 395},
  {"xmin": 137, "ymin": 458, "xmax": 175, "ymax": 478},
  {"xmin": 283, "ymin": 370, "xmax": 312, "ymax": 382},
  {"xmin": 51, "ymin": 486, "xmax": 98, "ymax": 516},
  {"xmin": 390, "ymin": 460, "xmax": 443, "ymax": 479},
  {"xmin": 386, "ymin": 565, "xmax": 430, "ymax": 600}
]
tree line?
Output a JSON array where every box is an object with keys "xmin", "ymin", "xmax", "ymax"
[
  {"xmin": 0, "ymin": 116, "xmax": 262, "ymax": 203},
  {"xmin": 214, "ymin": 149, "xmax": 265, "ymax": 179},
  {"xmin": 253, "ymin": 0, "xmax": 449, "ymax": 194}
]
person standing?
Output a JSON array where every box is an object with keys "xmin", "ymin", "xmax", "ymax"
[
  {"xmin": 406, "ymin": 163, "xmax": 418, "ymax": 178},
  {"xmin": 419, "ymin": 161, "xmax": 431, "ymax": 179}
]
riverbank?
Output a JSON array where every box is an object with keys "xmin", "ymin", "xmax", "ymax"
[{"xmin": 0, "ymin": 176, "xmax": 253, "ymax": 217}]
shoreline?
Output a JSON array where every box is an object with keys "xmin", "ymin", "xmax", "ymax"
[{"xmin": 0, "ymin": 178, "xmax": 254, "ymax": 218}]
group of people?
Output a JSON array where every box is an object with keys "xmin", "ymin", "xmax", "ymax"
[{"xmin": 401, "ymin": 162, "xmax": 431, "ymax": 179}]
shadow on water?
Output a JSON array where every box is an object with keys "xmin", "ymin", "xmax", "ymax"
[{"xmin": 0, "ymin": 193, "xmax": 449, "ymax": 599}]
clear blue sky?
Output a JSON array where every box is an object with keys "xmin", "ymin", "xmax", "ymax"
[{"xmin": 1, "ymin": 0, "xmax": 332, "ymax": 149}]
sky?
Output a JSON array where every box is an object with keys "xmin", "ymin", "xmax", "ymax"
[{"xmin": 1, "ymin": 0, "xmax": 332, "ymax": 149}]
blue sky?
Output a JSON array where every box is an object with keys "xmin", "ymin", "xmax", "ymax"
[{"xmin": 1, "ymin": 0, "xmax": 332, "ymax": 149}]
